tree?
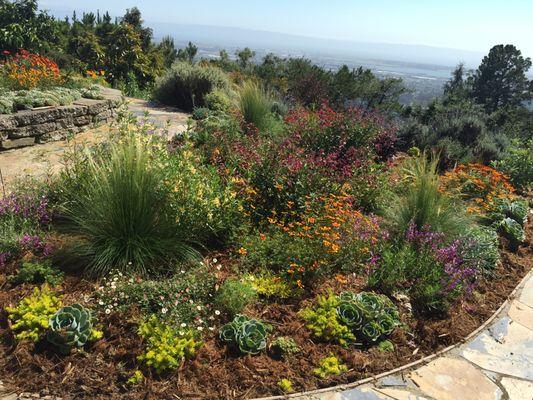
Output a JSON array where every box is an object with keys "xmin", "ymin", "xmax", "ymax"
[
  {"xmin": 0, "ymin": 0, "xmax": 60, "ymax": 52},
  {"xmin": 443, "ymin": 63, "xmax": 472, "ymax": 101},
  {"xmin": 236, "ymin": 47, "xmax": 255, "ymax": 69},
  {"xmin": 471, "ymin": 45, "xmax": 532, "ymax": 112},
  {"xmin": 158, "ymin": 36, "xmax": 177, "ymax": 68},
  {"xmin": 177, "ymin": 41, "xmax": 198, "ymax": 63}
]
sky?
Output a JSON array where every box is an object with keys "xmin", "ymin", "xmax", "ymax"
[{"xmin": 40, "ymin": 0, "xmax": 533, "ymax": 58}]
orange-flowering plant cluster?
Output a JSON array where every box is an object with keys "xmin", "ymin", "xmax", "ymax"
[
  {"xmin": 237, "ymin": 194, "xmax": 386, "ymax": 288},
  {"xmin": 440, "ymin": 163, "xmax": 515, "ymax": 215},
  {"xmin": 1, "ymin": 50, "xmax": 62, "ymax": 90}
]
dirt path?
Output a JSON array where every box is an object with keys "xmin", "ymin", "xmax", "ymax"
[{"xmin": 0, "ymin": 98, "xmax": 189, "ymax": 190}]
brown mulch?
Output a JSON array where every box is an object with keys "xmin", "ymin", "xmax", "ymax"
[{"xmin": 0, "ymin": 219, "xmax": 531, "ymax": 400}]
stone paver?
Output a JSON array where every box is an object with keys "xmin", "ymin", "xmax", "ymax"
[
  {"xmin": 500, "ymin": 377, "xmax": 533, "ymax": 400},
  {"xmin": 461, "ymin": 318, "xmax": 533, "ymax": 380},
  {"xmin": 374, "ymin": 387, "xmax": 429, "ymax": 400},
  {"xmin": 508, "ymin": 300, "xmax": 533, "ymax": 331},
  {"xmin": 408, "ymin": 356, "xmax": 502, "ymax": 400},
  {"xmin": 518, "ymin": 276, "xmax": 533, "ymax": 308}
]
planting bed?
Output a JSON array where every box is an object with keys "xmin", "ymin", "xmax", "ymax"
[
  {"xmin": 0, "ymin": 100, "xmax": 531, "ymax": 400},
  {"xmin": 0, "ymin": 221, "xmax": 530, "ymax": 399}
]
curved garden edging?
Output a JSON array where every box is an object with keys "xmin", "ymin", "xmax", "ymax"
[
  {"xmin": 255, "ymin": 268, "xmax": 533, "ymax": 400},
  {"xmin": 0, "ymin": 87, "xmax": 122, "ymax": 151}
]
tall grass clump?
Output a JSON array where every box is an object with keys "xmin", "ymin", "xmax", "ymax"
[
  {"xmin": 59, "ymin": 133, "xmax": 197, "ymax": 277},
  {"xmin": 385, "ymin": 154, "xmax": 471, "ymax": 237},
  {"xmin": 153, "ymin": 62, "xmax": 230, "ymax": 112},
  {"xmin": 239, "ymin": 81, "xmax": 273, "ymax": 131}
]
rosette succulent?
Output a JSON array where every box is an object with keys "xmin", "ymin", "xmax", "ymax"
[
  {"xmin": 47, "ymin": 304, "xmax": 94, "ymax": 354},
  {"xmin": 337, "ymin": 291, "xmax": 400, "ymax": 345},
  {"xmin": 336, "ymin": 301, "xmax": 364, "ymax": 330},
  {"xmin": 219, "ymin": 314, "xmax": 270, "ymax": 355}
]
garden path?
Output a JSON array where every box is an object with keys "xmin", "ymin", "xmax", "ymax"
[
  {"xmin": 271, "ymin": 269, "xmax": 533, "ymax": 400},
  {"xmin": 0, "ymin": 97, "xmax": 189, "ymax": 190}
]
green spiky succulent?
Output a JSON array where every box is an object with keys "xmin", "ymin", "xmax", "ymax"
[
  {"xmin": 219, "ymin": 314, "xmax": 270, "ymax": 355},
  {"xmin": 47, "ymin": 304, "xmax": 94, "ymax": 354}
]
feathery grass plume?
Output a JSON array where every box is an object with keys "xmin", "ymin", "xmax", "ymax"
[
  {"xmin": 238, "ymin": 81, "xmax": 273, "ymax": 131},
  {"xmin": 59, "ymin": 132, "xmax": 197, "ymax": 277},
  {"xmin": 385, "ymin": 153, "xmax": 471, "ymax": 237}
]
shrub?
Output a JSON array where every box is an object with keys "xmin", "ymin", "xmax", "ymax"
[
  {"xmin": 204, "ymin": 88, "xmax": 232, "ymax": 113},
  {"xmin": 238, "ymin": 81, "xmax": 273, "ymax": 131},
  {"xmin": 270, "ymin": 336, "xmax": 300, "ymax": 359},
  {"xmin": 219, "ymin": 315, "xmax": 270, "ymax": 355},
  {"xmin": 96, "ymin": 264, "xmax": 217, "ymax": 330},
  {"xmin": 47, "ymin": 304, "xmax": 102, "ymax": 354},
  {"xmin": 191, "ymin": 107, "xmax": 211, "ymax": 120},
  {"xmin": 160, "ymin": 141, "xmax": 245, "ymax": 245},
  {"xmin": 440, "ymin": 163, "xmax": 515, "ymax": 217},
  {"xmin": 9, "ymin": 261, "xmax": 63, "ymax": 286},
  {"xmin": 0, "ymin": 50, "xmax": 62, "ymax": 90},
  {"xmin": 58, "ymin": 129, "xmax": 198, "ymax": 276},
  {"xmin": 385, "ymin": 155, "xmax": 471, "ymax": 237},
  {"xmin": 214, "ymin": 278, "xmax": 257, "ymax": 317},
  {"xmin": 6, "ymin": 285, "xmax": 62, "ymax": 342},
  {"xmin": 153, "ymin": 61, "xmax": 230, "ymax": 111},
  {"xmin": 298, "ymin": 293, "xmax": 355, "ymax": 346},
  {"xmin": 239, "ymin": 194, "xmax": 385, "ymax": 287},
  {"xmin": 242, "ymin": 271, "xmax": 299, "ymax": 299},
  {"xmin": 460, "ymin": 226, "xmax": 499, "ymax": 275},
  {"xmin": 0, "ymin": 189, "xmax": 52, "ymax": 265},
  {"xmin": 313, "ymin": 355, "xmax": 347, "ymax": 379},
  {"xmin": 492, "ymin": 138, "xmax": 533, "ymax": 192},
  {"xmin": 138, "ymin": 316, "xmax": 201, "ymax": 374},
  {"xmin": 368, "ymin": 224, "xmax": 480, "ymax": 314}
]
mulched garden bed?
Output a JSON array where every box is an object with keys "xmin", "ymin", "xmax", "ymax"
[{"xmin": 0, "ymin": 218, "xmax": 530, "ymax": 400}]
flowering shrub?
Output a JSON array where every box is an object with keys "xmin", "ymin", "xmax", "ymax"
[
  {"xmin": 441, "ymin": 163, "xmax": 515, "ymax": 216},
  {"xmin": 239, "ymin": 194, "xmax": 386, "ymax": 287},
  {"xmin": 95, "ymin": 264, "xmax": 219, "ymax": 332},
  {"xmin": 0, "ymin": 191, "xmax": 53, "ymax": 266},
  {"xmin": 285, "ymin": 103, "xmax": 397, "ymax": 160},
  {"xmin": 1, "ymin": 50, "xmax": 62, "ymax": 90},
  {"xmin": 368, "ymin": 223, "xmax": 480, "ymax": 313}
]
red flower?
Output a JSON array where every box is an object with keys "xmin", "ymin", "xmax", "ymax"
[{"xmin": 2, "ymin": 50, "xmax": 10, "ymax": 55}]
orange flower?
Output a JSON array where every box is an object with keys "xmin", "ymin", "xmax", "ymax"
[{"xmin": 237, "ymin": 247, "xmax": 247, "ymax": 255}]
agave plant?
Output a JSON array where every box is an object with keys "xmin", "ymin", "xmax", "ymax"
[
  {"xmin": 47, "ymin": 304, "xmax": 94, "ymax": 354},
  {"xmin": 219, "ymin": 314, "xmax": 269, "ymax": 355}
]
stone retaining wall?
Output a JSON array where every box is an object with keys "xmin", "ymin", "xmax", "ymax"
[{"xmin": 0, "ymin": 88, "xmax": 122, "ymax": 150}]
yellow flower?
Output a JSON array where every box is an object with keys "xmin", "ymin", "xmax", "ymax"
[{"xmin": 238, "ymin": 247, "xmax": 248, "ymax": 255}]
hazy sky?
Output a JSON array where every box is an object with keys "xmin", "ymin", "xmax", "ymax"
[{"xmin": 40, "ymin": 0, "xmax": 533, "ymax": 57}]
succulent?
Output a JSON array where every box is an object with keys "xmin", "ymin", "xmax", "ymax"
[
  {"xmin": 47, "ymin": 304, "xmax": 94, "ymax": 354},
  {"xmin": 499, "ymin": 217, "xmax": 525, "ymax": 249},
  {"xmin": 269, "ymin": 336, "xmax": 299, "ymax": 358},
  {"xmin": 361, "ymin": 321, "xmax": 382, "ymax": 343},
  {"xmin": 336, "ymin": 301, "xmax": 364, "ymax": 329},
  {"xmin": 336, "ymin": 291, "xmax": 400, "ymax": 345},
  {"xmin": 219, "ymin": 314, "xmax": 269, "ymax": 355}
]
